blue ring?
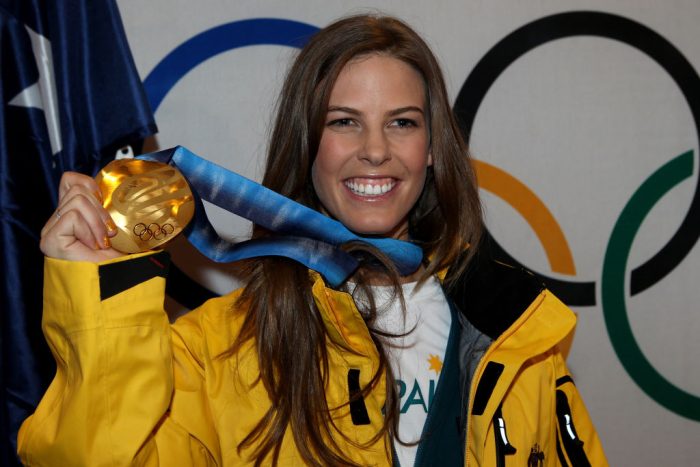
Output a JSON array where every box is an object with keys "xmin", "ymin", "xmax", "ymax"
[{"xmin": 143, "ymin": 18, "xmax": 319, "ymax": 111}]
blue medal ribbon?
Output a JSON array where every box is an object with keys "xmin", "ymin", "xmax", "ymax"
[{"xmin": 139, "ymin": 146, "xmax": 423, "ymax": 286}]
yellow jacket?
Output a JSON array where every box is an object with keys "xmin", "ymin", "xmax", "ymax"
[{"xmin": 18, "ymin": 251, "xmax": 607, "ymax": 466}]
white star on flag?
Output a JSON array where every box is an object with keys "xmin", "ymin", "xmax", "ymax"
[{"xmin": 8, "ymin": 25, "xmax": 62, "ymax": 158}]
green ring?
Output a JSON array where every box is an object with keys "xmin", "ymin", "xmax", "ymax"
[{"xmin": 602, "ymin": 150, "xmax": 699, "ymax": 420}]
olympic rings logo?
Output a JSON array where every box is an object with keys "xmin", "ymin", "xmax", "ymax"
[
  {"xmin": 133, "ymin": 222, "xmax": 175, "ymax": 241},
  {"xmin": 143, "ymin": 14, "xmax": 699, "ymax": 420},
  {"xmin": 455, "ymin": 12, "xmax": 700, "ymax": 421}
]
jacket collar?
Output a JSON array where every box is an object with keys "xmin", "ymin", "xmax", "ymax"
[
  {"xmin": 310, "ymin": 272, "xmax": 378, "ymax": 359},
  {"xmin": 309, "ymin": 255, "xmax": 575, "ymax": 365}
]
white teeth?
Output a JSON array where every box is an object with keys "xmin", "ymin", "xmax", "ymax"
[{"xmin": 345, "ymin": 179, "xmax": 395, "ymax": 196}]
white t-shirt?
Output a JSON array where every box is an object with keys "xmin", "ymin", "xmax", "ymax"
[{"xmin": 368, "ymin": 275, "xmax": 452, "ymax": 467}]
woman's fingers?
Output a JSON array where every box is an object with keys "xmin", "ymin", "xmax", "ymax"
[
  {"xmin": 57, "ymin": 171, "xmax": 101, "ymax": 205},
  {"xmin": 48, "ymin": 172, "xmax": 107, "ymax": 224},
  {"xmin": 40, "ymin": 205, "xmax": 122, "ymax": 262},
  {"xmin": 45, "ymin": 173, "xmax": 95, "ymax": 230},
  {"xmin": 40, "ymin": 171, "xmax": 123, "ymax": 262}
]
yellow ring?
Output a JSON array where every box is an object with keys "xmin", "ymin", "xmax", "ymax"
[{"xmin": 474, "ymin": 159, "xmax": 576, "ymax": 275}]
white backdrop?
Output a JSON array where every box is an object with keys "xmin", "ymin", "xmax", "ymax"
[{"xmin": 117, "ymin": 1, "xmax": 700, "ymax": 465}]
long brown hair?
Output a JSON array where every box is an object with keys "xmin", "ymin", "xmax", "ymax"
[{"xmin": 231, "ymin": 13, "xmax": 483, "ymax": 465}]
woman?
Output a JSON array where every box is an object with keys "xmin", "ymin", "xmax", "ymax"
[{"xmin": 19, "ymin": 14, "xmax": 606, "ymax": 466}]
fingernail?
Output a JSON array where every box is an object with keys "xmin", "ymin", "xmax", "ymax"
[
  {"xmin": 103, "ymin": 236, "xmax": 111, "ymax": 249},
  {"xmin": 105, "ymin": 218, "xmax": 117, "ymax": 234},
  {"xmin": 94, "ymin": 190, "xmax": 103, "ymax": 203}
]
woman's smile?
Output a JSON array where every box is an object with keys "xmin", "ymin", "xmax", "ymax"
[{"xmin": 344, "ymin": 177, "xmax": 398, "ymax": 197}]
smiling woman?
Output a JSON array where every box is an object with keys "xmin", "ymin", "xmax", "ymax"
[
  {"xmin": 20, "ymin": 13, "xmax": 606, "ymax": 467},
  {"xmin": 312, "ymin": 54, "xmax": 432, "ymax": 239}
]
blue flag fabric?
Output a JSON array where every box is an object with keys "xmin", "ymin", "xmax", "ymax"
[{"xmin": 0, "ymin": 1, "xmax": 156, "ymax": 463}]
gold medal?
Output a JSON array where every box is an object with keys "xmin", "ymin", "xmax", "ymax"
[{"xmin": 95, "ymin": 159, "xmax": 195, "ymax": 253}]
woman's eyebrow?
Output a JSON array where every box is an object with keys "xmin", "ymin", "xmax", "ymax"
[
  {"xmin": 387, "ymin": 106, "xmax": 424, "ymax": 117},
  {"xmin": 327, "ymin": 106, "xmax": 361, "ymax": 115},
  {"xmin": 327, "ymin": 105, "xmax": 424, "ymax": 116}
]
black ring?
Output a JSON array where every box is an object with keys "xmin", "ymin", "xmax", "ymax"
[
  {"xmin": 133, "ymin": 223, "xmax": 148, "ymax": 236},
  {"xmin": 454, "ymin": 11, "xmax": 700, "ymax": 305}
]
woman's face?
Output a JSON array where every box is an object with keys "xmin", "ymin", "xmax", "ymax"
[{"xmin": 311, "ymin": 54, "xmax": 432, "ymax": 239}]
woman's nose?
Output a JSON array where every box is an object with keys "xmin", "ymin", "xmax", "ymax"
[{"xmin": 360, "ymin": 128, "xmax": 390, "ymax": 165}]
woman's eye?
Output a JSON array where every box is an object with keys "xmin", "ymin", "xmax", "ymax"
[
  {"xmin": 391, "ymin": 118, "xmax": 417, "ymax": 128},
  {"xmin": 328, "ymin": 118, "xmax": 354, "ymax": 127}
]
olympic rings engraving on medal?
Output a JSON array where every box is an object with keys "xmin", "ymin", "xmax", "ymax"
[{"xmin": 133, "ymin": 222, "xmax": 175, "ymax": 242}]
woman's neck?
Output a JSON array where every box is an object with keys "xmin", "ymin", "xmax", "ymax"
[{"xmin": 355, "ymin": 263, "xmax": 426, "ymax": 286}]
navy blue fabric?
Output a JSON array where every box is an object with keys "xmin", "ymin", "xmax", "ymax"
[
  {"xmin": 141, "ymin": 146, "xmax": 424, "ymax": 286},
  {"xmin": 0, "ymin": 1, "xmax": 156, "ymax": 463}
]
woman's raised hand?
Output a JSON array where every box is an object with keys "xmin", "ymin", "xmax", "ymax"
[{"xmin": 40, "ymin": 171, "xmax": 123, "ymax": 262}]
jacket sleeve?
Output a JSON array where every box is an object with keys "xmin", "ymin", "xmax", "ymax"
[
  {"xmin": 17, "ymin": 252, "xmax": 221, "ymax": 466},
  {"xmin": 552, "ymin": 351, "xmax": 608, "ymax": 467}
]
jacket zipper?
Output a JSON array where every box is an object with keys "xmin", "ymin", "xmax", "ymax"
[
  {"xmin": 463, "ymin": 347, "xmax": 488, "ymax": 466},
  {"xmin": 555, "ymin": 390, "xmax": 591, "ymax": 467},
  {"xmin": 464, "ymin": 328, "xmax": 505, "ymax": 467},
  {"xmin": 493, "ymin": 404, "xmax": 517, "ymax": 467}
]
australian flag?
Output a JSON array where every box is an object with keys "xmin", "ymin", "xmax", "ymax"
[{"xmin": 0, "ymin": 0, "xmax": 156, "ymax": 463}]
